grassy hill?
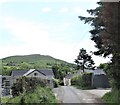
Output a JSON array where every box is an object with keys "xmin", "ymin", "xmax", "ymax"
[
  {"xmin": 1, "ymin": 54, "xmax": 75, "ymax": 75},
  {"xmin": 2, "ymin": 54, "xmax": 67, "ymax": 64}
]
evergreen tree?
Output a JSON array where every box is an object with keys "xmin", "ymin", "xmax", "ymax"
[
  {"xmin": 75, "ymin": 48, "xmax": 95, "ymax": 72},
  {"xmin": 78, "ymin": 2, "xmax": 120, "ymax": 89}
]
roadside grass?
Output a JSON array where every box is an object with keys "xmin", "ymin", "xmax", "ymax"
[
  {"xmin": 1, "ymin": 97, "xmax": 11, "ymax": 103},
  {"xmin": 102, "ymin": 89, "xmax": 120, "ymax": 105},
  {"xmin": 73, "ymin": 85, "xmax": 92, "ymax": 90},
  {"xmin": 3, "ymin": 86, "xmax": 58, "ymax": 104}
]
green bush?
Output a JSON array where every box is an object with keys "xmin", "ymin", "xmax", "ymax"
[
  {"xmin": 52, "ymin": 78, "xmax": 59, "ymax": 87},
  {"xmin": 71, "ymin": 72, "xmax": 92, "ymax": 89},
  {"xmin": 1, "ymin": 97, "xmax": 11, "ymax": 103},
  {"xmin": 71, "ymin": 75, "xmax": 81, "ymax": 86},
  {"xmin": 11, "ymin": 77, "xmax": 49, "ymax": 97},
  {"xmin": 102, "ymin": 89, "xmax": 120, "ymax": 104},
  {"xmin": 7, "ymin": 86, "xmax": 58, "ymax": 104}
]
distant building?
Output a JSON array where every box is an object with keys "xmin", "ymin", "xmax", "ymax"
[
  {"xmin": 92, "ymin": 69, "xmax": 110, "ymax": 88},
  {"xmin": 2, "ymin": 69, "xmax": 55, "ymax": 96},
  {"xmin": 2, "ymin": 76, "xmax": 13, "ymax": 96},
  {"xmin": 64, "ymin": 69, "xmax": 110, "ymax": 88},
  {"xmin": 11, "ymin": 69, "xmax": 54, "ymax": 88}
]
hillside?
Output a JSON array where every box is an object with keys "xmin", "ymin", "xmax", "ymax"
[
  {"xmin": 2, "ymin": 54, "xmax": 67, "ymax": 64},
  {"xmin": 2, "ymin": 54, "xmax": 75, "ymax": 75}
]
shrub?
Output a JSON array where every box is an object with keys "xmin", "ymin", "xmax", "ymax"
[
  {"xmin": 7, "ymin": 86, "xmax": 58, "ymax": 104},
  {"xmin": 11, "ymin": 77, "xmax": 49, "ymax": 97},
  {"xmin": 102, "ymin": 89, "xmax": 120, "ymax": 104},
  {"xmin": 71, "ymin": 75, "xmax": 81, "ymax": 86},
  {"xmin": 71, "ymin": 72, "xmax": 92, "ymax": 89},
  {"xmin": 52, "ymin": 78, "xmax": 59, "ymax": 87}
]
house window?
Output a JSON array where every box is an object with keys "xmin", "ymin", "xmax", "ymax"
[{"xmin": 34, "ymin": 73, "xmax": 38, "ymax": 76}]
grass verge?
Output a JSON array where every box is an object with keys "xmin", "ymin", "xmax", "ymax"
[
  {"xmin": 2, "ymin": 86, "xmax": 58, "ymax": 104},
  {"xmin": 102, "ymin": 89, "xmax": 120, "ymax": 105}
]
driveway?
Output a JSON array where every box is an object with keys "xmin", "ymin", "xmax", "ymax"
[{"xmin": 53, "ymin": 86, "xmax": 111, "ymax": 104}]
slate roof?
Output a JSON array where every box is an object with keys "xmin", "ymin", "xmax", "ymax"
[
  {"xmin": 65, "ymin": 69, "xmax": 105, "ymax": 79},
  {"xmin": 37, "ymin": 69, "xmax": 54, "ymax": 76},
  {"xmin": 65, "ymin": 74, "xmax": 74, "ymax": 79},
  {"xmin": 80, "ymin": 69, "xmax": 105, "ymax": 75},
  {"xmin": 11, "ymin": 70, "xmax": 28, "ymax": 76},
  {"xmin": 23, "ymin": 69, "xmax": 36, "ymax": 76},
  {"xmin": 11, "ymin": 69, "xmax": 54, "ymax": 77},
  {"xmin": 93, "ymin": 69, "xmax": 105, "ymax": 75}
]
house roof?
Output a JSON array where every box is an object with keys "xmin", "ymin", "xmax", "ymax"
[
  {"xmin": 83, "ymin": 69, "xmax": 105, "ymax": 75},
  {"xmin": 23, "ymin": 69, "xmax": 36, "ymax": 76},
  {"xmin": 11, "ymin": 70, "xmax": 28, "ymax": 76},
  {"xmin": 11, "ymin": 69, "xmax": 54, "ymax": 77},
  {"xmin": 93, "ymin": 69, "xmax": 105, "ymax": 75},
  {"xmin": 37, "ymin": 69, "xmax": 54, "ymax": 76},
  {"xmin": 64, "ymin": 69, "xmax": 106, "ymax": 80},
  {"xmin": 65, "ymin": 74, "xmax": 74, "ymax": 79}
]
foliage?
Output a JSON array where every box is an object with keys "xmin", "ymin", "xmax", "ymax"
[
  {"xmin": 102, "ymin": 89, "xmax": 120, "ymax": 104},
  {"xmin": 52, "ymin": 78, "xmax": 60, "ymax": 88},
  {"xmin": 71, "ymin": 72, "xmax": 92, "ymax": 89},
  {"xmin": 19, "ymin": 62, "xmax": 33, "ymax": 69},
  {"xmin": 78, "ymin": 2, "xmax": 120, "ymax": 90},
  {"xmin": 11, "ymin": 77, "xmax": 49, "ymax": 97},
  {"xmin": 1, "ymin": 97, "xmax": 10, "ymax": 103},
  {"xmin": 52, "ymin": 63, "xmax": 76, "ymax": 84},
  {"xmin": 5, "ymin": 86, "xmax": 58, "ymax": 104},
  {"xmin": 75, "ymin": 48, "xmax": 95, "ymax": 72},
  {"xmin": 2, "ymin": 54, "xmax": 75, "ymax": 75}
]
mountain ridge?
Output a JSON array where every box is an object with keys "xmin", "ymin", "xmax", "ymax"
[
  {"xmin": 2, "ymin": 54, "xmax": 74, "ymax": 66},
  {"xmin": 1, "ymin": 54, "xmax": 75, "ymax": 75}
]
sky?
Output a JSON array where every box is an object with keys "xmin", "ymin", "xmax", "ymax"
[{"xmin": 0, "ymin": 0, "xmax": 110, "ymax": 66}]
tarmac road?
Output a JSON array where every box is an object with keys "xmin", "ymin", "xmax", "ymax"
[{"xmin": 53, "ymin": 86, "xmax": 111, "ymax": 104}]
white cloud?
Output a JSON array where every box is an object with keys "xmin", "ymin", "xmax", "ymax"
[
  {"xmin": 74, "ymin": 7, "xmax": 91, "ymax": 17},
  {"xmin": 1, "ymin": 17, "xmax": 77, "ymax": 63},
  {"xmin": 0, "ymin": 0, "xmax": 11, "ymax": 3},
  {"xmin": 0, "ymin": 0, "xmax": 100, "ymax": 3},
  {"xmin": 4, "ymin": 17, "xmax": 49, "ymax": 43},
  {"xmin": 59, "ymin": 7, "xmax": 69, "ymax": 13},
  {"xmin": 1, "ymin": 16, "xmax": 110, "ymax": 66},
  {"xmin": 41, "ymin": 7, "xmax": 52, "ymax": 13}
]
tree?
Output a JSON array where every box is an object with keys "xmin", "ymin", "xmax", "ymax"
[
  {"xmin": 52, "ymin": 65, "xmax": 60, "ymax": 79},
  {"xmin": 78, "ymin": 2, "xmax": 120, "ymax": 89},
  {"xmin": 19, "ymin": 62, "xmax": 33, "ymax": 69},
  {"xmin": 75, "ymin": 48, "xmax": 95, "ymax": 72}
]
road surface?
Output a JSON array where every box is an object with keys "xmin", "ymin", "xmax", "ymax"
[{"xmin": 53, "ymin": 86, "xmax": 110, "ymax": 104}]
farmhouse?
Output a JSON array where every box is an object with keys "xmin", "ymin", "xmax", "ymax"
[
  {"xmin": 11, "ymin": 69, "xmax": 54, "ymax": 87},
  {"xmin": 2, "ymin": 69, "xmax": 54, "ymax": 96}
]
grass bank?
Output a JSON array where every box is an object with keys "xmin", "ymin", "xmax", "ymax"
[
  {"xmin": 102, "ymin": 89, "xmax": 120, "ymax": 105},
  {"xmin": 2, "ymin": 86, "xmax": 58, "ymax": 104}
]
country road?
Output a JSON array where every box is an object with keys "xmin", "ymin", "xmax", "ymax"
[{"xmin": 53, "ymin": 86, "xmax": 111, "ymax": 104}]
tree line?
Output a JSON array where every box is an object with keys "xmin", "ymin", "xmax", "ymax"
[{"xmin": 75, "ymin": 2, "xmax": 119, "ymax": 103}]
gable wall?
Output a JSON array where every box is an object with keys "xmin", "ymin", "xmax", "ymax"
[{"xmin": 26, "ymin": 71, "xmax": 47, "ymax": 79}]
